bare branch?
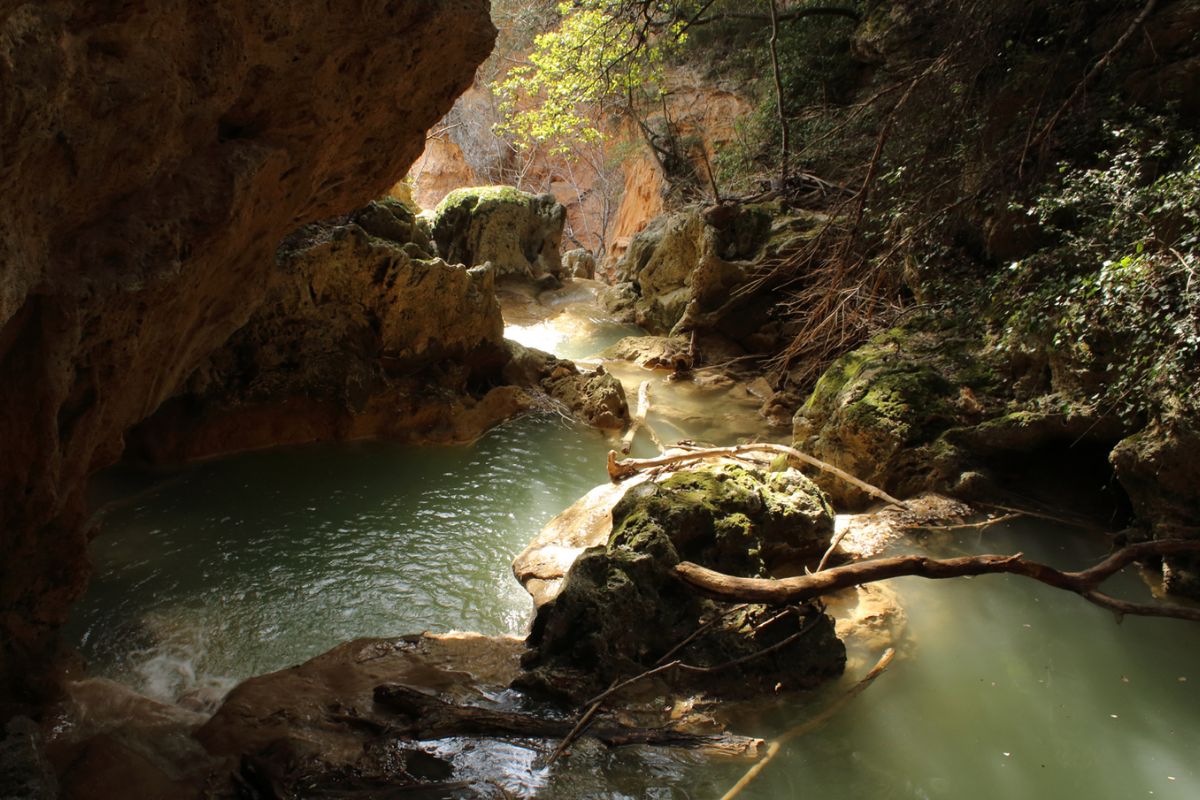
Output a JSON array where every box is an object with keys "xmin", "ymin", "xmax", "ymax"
[
  {"xmin": 607, "ymin": 443, "xmax": 909, "ymax": 508},
  {"xmin": 720, "ymin": 648, "xmax": 895, "ymax": 800},
  {"xmin": 1029, "ymin": 0, "xmax": 1160, "ymax": 157},
  {"xmin": 675, "ymin": 540, "xmax": 1200, "ymax": 621}
]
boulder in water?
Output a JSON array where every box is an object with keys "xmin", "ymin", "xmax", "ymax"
[
  {"xmin": 431, "ymin": 186, "xmax": 566, "ymax": 278},
  {"xmin": 518, "ymin": 462, "xmax": 846, "ymax": 703},
  {"xmin": 562, "ymin": 248, "xmax": 597, "ymax": 280}
]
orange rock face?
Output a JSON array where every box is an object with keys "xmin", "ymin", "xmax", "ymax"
[
  {"xmin": 0, "ymin": 0, "xmax": 495, "ymax": 703},
  {"xmin": 408, "ymin": 135, "xmax": 480, "ymax": 209}
]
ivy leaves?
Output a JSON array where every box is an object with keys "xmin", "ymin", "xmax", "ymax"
[{"xmin": 999, "ymin": 123, "xmax": 1200, "ymax": 421}]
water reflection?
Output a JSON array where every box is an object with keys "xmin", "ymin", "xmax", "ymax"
[{"xmin": 67, "ymin": 415, "xmax": 617, "ymax": 700}]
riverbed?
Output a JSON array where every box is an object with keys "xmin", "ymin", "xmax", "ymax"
[{"xmin": 67, "ymin": 281, "xmax": 1199, "ymax": 798}]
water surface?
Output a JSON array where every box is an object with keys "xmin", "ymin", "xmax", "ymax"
[
  {"xmin": 69, "ymin": 415, "xmax": 615, "ymax": 700},
  {"xmin": 68, "ymin": 283, "xmax": 1200, "ymax": 797}
]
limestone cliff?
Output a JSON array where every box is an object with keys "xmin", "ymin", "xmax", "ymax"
[{"xmin": 0, "ymin": 0, "xmax": 496, "ymax": 704}]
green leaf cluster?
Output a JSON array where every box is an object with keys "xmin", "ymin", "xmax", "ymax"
[
  {"xmin": 491, "ymin": 1, "xmax": 687, "ymax": 157},
  {"xmin": 995, "ymin": 121, "xmax": 1200, "ymax": 421}
]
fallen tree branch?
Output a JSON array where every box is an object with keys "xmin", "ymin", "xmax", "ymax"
[
  {"xmin": 372, "ymin": 684, "xmax": 762, "ymax": 759},
  {"xmin": 607, "ymin": 443, "xmax": 908, "ymax": 509},
  {"xmin": 907, "ymin": 512, "xmax": 1022, "ymax": 533},
  {"xmin": 978, "ymin": 501, "xmax": 1107, "ymax": 532},
  {"xmin": 719, "ymin": 648, "xmax": 896, "ymax": 800},
  {"xmin": 675, "ymin": 540, "xmax": 1200, "ymax": 621},
  {"xmin": 815, "ymin": 524, "xmax": 852, "ymax": 572},
  {"xmin": 547, "ymin": 695, "xmax": 606, "ymax": 766},
  {"xmin": 619, "ymin": 381, "xmax": 652, "ymax": 455}
]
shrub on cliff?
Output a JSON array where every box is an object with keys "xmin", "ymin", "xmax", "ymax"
[{"xmin": 996, "ymin": 121, "xmax": 1200, "ymax": 422}]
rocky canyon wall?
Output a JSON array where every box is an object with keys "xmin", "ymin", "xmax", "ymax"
[
  {"xmin": 406, "ymin": 65, "xmax": 751, "ymax": 269},
  {"xmin": 0, "ymin": 0, "xmax": 495, "ymax": 707}
]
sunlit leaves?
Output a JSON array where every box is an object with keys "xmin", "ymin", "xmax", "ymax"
[
  {"xmin": 998, "ymin": 122, "xmax": 1200, "ymax": 421},
  {"xmin": 492, "ymin": 1, "xmax": 687, "ymax": 157}
]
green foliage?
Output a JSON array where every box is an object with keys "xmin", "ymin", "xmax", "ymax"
[
  {"xmin": 995, "ymin": 122, "xmax": 1200, "ymax": 420},
  {"xmin": 711, "ymin": 8, "xmax": 861, "ymax": 192},
  {"xmin": 492, "ymin": 1, "xmax": 688, "ymax": 157}
]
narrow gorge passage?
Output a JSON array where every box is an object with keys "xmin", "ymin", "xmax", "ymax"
[{"xmin": 5, "ymin": 1, "xmax": 1199, "ymax": 796}]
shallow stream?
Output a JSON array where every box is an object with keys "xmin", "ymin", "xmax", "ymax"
[{"xmin": 68, "ymin": 283, "xmax": 1199, "ymax": 798}]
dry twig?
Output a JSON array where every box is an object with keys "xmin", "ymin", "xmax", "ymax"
[{"xmin": 719, "ymin": 648, "xmax": 897, "ymax": 800}]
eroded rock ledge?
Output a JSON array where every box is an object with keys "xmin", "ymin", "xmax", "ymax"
[
  {"xmin": 0, "ymin": 0, "xmax": 495, "ymax": 702},
  {"xmin": 123, "ymin": 202, "xmax": 628, "ymax": 464}
]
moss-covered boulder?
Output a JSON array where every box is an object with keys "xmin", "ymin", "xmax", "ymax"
[
  {"xmin": 791, "ymin": 314, "xmax": 1135, "ymax": 516},
  {"xmin": 431, "ymin": 186, "xmax": 565, "ymax": 278},
  {"xmin": 792, "ymin": 324, "xmax": 1004, "ymax": 507},
  {"xmin": 606, "ymin": 203, "xmax": 824, "ymax": 353},
  {"xmin": 1112, "ymin": 419, "xmax": 1200, "ymax": 596},
  {"xmin": 518, "ymin": 463, "xmax": 845, "ymax": 704}
]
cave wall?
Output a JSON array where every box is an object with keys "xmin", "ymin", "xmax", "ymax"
[{"xmin": 0, "ymin": 0, "xmax": 495, "ymax": 706}]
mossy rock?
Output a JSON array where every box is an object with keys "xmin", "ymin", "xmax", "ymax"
[
  {"xmin": 350, "ymin": 198, "xmax": 431, "ymax": 254},
  {"xmin": 518, "ymin": 463, "xmax": 845, "ymax": 704},
  {"xmin": 604, "ymin": 203, "xmax": 823, "ymax": 352},
  {"xmin": 1112, "ymin": 418, "xmax": 1200, "ymax": 599},
  {"xmin": 430, "ymin": 186, "xmax": 565, "ymax": 277},
  {"xmin": 793, "ymin": 322, "xmax": 1007, "ymax": 507}
]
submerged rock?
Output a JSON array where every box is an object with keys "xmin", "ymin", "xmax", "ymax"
[
  {"xmin": 431, "ymin": 186, "xmax": 566, "ymax": 278},
  {"xmin": 44, "ymin": 679, "xmax": 215, "ymax": 800},
  {"xmin": 519, "ymin": 462, "xmax": 846, "ymax": 704},
  {"xmin": 199, "ymin": 634, "xmax": 522, "ymax": 798}
]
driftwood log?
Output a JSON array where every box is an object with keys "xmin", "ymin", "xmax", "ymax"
[
  {"xmin": 619, "ymin": 381, "xmax": 665, "ymax": 454},
  {"xmin": 372, "ymin": 684, "xmax": 763, "ymax": 759},
  {"xmin": 675, "ymin": 539, "xmax": 1200, "ymax": 621}
]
